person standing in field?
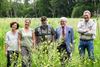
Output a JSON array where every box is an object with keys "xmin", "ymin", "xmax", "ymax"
[
  {"xmin": 35, "ymin": 16, "xmax": 55, "ymax": 44},
  {"xmin": 18, "ymin": 19, "xmax": 35, "ymax": 67},
  {"xmin": 5, "ymin": 22, "xmax": 19, "ymax": 67},
  {"xmin": 55, "ymin": 17, "xmax": 74, "ymax": 65},
  {"xmin": 78, "ymin": 10, "xmax": 96, "ymax": 61}
]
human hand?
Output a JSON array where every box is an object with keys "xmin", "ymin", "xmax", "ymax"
[{"xmin": 84, "ymin": 29, "xmax": 90, "ymax": 32}]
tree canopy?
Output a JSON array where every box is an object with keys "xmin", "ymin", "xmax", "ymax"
[{"xmin": 0, "ymin": 0, "xmax": 100, "ymax": 17}]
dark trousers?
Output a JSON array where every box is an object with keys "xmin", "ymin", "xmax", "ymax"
[
  {"xmin": 57, "ymin": 43, "xmax": 71, "ymax": 59},
  {"xmin": 78, "ymin": 40, "xmax": 95, "ymax": 61},
  {"xmin": 7, "ymin": 51, "xmax": 19, "ymax": 67},
  {"xmin": 57, "ymin": 43, "xmax": 71, "ymax": 67}
]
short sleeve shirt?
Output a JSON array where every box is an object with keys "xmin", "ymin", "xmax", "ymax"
[
  {"xmin": 5, "ymin": 31, "xmax": 19, "ymax": 51},
  {"xmin": 35, "ymin": 25, "xmax": 55, "ymax": 43}
]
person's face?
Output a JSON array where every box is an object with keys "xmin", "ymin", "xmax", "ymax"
[
  {"xmin": 60, "ymin": 19, "xmax": 66, "ymax": 27},
  {"xmin": 12, "ymin": 23, "xmax": 17, "ymax": 30},
  {"xmin": 25, "ymin": 20, "xmax": 31, "ymax": 28},
  {"xmin": 41, "ymin": 20, "xmax": 47, "ymax": 26},
  {"xmin": 83, "ymin": 12, "xmax": 91, "ymax": 22}
]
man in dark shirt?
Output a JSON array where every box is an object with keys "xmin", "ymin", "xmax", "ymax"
[{"xmin": 35, "ymin": 16, "xmax": 55, "ymax": 44}]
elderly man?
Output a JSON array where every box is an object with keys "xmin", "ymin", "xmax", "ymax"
[
  {"xmin": 35, "ymin": 16, "xmax": 55, "ymax": 44},
  {"xmin": 78, "ymin": 10, "xmax": 96, "ymax": 61},
  {"xmin": 56, "ymin": 17, "xmax": 74, "ymax": 63}
]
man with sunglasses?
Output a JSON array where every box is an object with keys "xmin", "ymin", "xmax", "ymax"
[{"xmin": 35, "ymin": 16, "xmax": 55, "ymax": 44}]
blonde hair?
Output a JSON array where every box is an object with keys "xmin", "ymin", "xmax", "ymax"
[{"xmin": 25, "ymin": 19, "xmax": 31, "ymax": 23}]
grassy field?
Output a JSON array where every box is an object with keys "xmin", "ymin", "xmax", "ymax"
[{"xmin": 0, "ymin": 18, "xmax": 100, "ymax": 67}]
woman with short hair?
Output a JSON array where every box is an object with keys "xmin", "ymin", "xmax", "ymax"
[{"xmin": 5, "ymin": 22, "xmax": 19, "ymax": 67}]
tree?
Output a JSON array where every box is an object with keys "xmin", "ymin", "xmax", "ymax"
[
  {"xmin": 33, "ymin": 0, "xmax": 51, "ymax": 17},
  {"xmin": 0, "ymin": 0, "xmax": 11, "ymax": 17},
  {"xmin": 49, "ymin": 0, "xmax": 75, "ymax": 17},
  {"xmin": 71, "ymin": 3, "xmax": 94, "ymax": 17}
]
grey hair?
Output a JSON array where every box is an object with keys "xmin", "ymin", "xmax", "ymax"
[
  {"xmin": 83, "ymin": 10, "xmax": 91, "ymax": 15},
  {"xmin": 60, "ymin": 17, "xmax": 67, "ymax": 22}
]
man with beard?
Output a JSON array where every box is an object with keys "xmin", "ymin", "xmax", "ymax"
[{"xmin": 35, "ymin": 16, "xmax": 55, "ymax": 44}]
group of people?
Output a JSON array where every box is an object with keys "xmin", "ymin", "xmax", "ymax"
[{"xmin": 5, "ymin": 10, "xmax": 96, "ymax": 67}]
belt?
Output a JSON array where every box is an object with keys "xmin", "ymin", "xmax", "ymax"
[{"xmin": 80, "ymin": 39, "xmax": 93, "ymax": 41}]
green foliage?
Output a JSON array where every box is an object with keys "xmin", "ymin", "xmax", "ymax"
[
  {"xmin": 71, "ymin": 3, "xmax": 94, "ymax": 18},
  {"xmin": 0, "ymin": 18, "xmax": 100, "ymax": 67},
  {"xmin": 32, "ymin": 42, "xmax": 61, "ymax": 67},
  {"xmin": 1, "ymin": 0, "xmax": 100, "ymax": 17}
]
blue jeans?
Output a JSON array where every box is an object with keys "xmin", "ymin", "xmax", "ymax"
[{"xmin": 78, "ymin": 40, "xmax": 95, "ymax": 61}]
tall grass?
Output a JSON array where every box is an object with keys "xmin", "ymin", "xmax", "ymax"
[{"xmin": 0, "ymin": 18, "xmax": 100, "ymax": 67}]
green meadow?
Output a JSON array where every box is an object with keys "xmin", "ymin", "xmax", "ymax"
[{"xmin": 0, "ymin": 18, "xmax": 100, "ymax": 67}]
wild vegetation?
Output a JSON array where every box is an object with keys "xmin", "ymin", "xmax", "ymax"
[{"xmin": 0, "ymin": 18, "xmax": 100, "ymax": 67}]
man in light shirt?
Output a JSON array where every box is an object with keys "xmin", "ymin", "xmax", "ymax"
[{"xmin": 78, "ymin": 10, "xmax": 96, "ymax": 61}]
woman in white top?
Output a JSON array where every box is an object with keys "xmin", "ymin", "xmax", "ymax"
[
  {"xmin": 18, "ymin": 19, "xmax": 35, "ymax": 67},
  {"xmin": 5, "ymin": 22, "xmax": 19, "ymax": 67}
]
